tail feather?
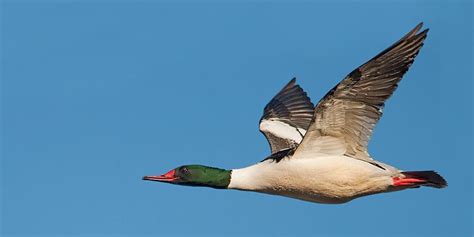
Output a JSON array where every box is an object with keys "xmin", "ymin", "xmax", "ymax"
[{"xmin": 401, "ymin": 171, "xmax": 447, "ymax": 188}]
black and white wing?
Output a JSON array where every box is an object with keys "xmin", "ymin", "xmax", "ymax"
[
  {"xmin": 294, "ymin": 23, "xmax": 429, "ymax": 161},
  {"xmin": 260, "ymin": 78, "xmax": 314, "ymax": 154}
]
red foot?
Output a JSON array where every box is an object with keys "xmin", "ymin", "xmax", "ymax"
[{"xmin": 392, "ymin": 177, "xmax": 427, "ymax": 186}]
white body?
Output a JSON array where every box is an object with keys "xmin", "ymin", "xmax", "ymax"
[{"xmin": 228, "ymin": 156, "xmax": 400, "ymax": 204}]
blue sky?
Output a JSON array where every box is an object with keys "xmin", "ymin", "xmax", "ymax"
[{"xmin": 1, "ymin": 1, "xmax": 472, "ymax": 236}]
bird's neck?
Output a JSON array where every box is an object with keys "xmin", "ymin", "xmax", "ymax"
[
  {"xmin": 189, "ymin": 166, "xmax": 232, "ymax": 189},
  {"xmin": 228, "ymin": 162, "xmax": 268, "ymax": 191},
  {"xmin": 190, "ymin": 163, "xmax": 267, "ymax": 190}
]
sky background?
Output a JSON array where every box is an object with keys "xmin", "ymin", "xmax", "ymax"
[{"xmin": 1, "ymin": 0, "xmax": 473, "ymax": 236}]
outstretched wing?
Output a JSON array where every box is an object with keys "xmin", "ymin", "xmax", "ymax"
[
  {"xmin": 294, "ymin": 23, "xmax": 429, "ymax": 161},
  {"xmin": 259, "ymin": 78, "xmax": 314, "ymax": 154}
]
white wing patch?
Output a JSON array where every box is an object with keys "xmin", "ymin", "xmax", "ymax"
[{"xmin": 259, "ymin": 119, "xmax": 306, "ymax": 144}]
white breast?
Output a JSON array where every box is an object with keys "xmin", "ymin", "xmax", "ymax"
[{"xmin": 228, "ymin": 156, "xmax": 396, "ymax": 204}]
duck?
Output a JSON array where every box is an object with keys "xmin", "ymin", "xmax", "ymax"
[{"xmin": 143, "ymin": 22, "xmax": 447, "ymax": 204}]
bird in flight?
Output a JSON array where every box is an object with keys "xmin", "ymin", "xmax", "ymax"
[{"xmin": 143, "ymin": 23, "xmax": 447, "ymax": 204}]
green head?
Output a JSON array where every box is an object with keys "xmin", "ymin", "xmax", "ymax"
[{"xmin": 143, "ymin": 165, "xmax": 231, "ymax": 189}]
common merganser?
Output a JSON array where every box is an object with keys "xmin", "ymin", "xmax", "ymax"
[{"xmin": 143, "ymin": 23, "xmax": 447, "ymax": 204}]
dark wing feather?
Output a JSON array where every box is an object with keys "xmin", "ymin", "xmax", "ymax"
[
  {"xmin": 294, "ymin": 23, "xmax": 429, "ymax": 160},
  {"xmin": 260, "ymin": 78, "xmax": 314, "ymax": 154}
]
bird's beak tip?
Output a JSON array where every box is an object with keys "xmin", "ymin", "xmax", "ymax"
[{"xmin": 142, "ymin": 169, "xmax": 178, "ymax": 182}]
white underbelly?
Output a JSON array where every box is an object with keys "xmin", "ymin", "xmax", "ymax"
[{"xmin": 228, "ymin": 156, "xmax": 394, "ymax": 204}]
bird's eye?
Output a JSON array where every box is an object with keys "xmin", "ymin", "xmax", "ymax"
[{"xmin": 180, "ymin": 167, "xmax": 190, "ymax": 175}]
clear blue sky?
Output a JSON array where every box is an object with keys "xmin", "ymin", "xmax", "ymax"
[{"xmin": 1, "ymin": 1, "xmax": 472, "ymax": 236}]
